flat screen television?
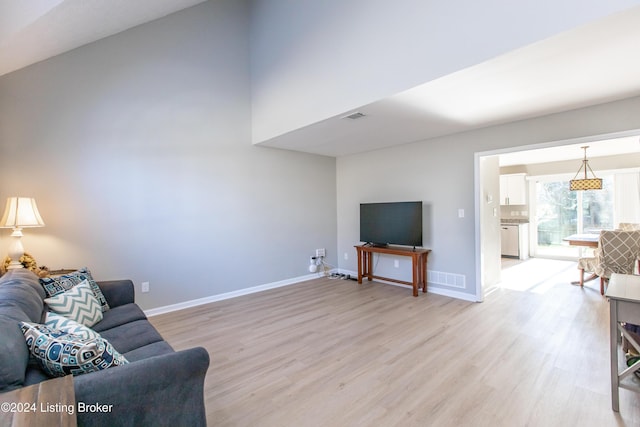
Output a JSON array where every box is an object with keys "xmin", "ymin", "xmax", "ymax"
[{"xmin": 360, "ymin": 201, "xmax": 423, "ymax": 247}]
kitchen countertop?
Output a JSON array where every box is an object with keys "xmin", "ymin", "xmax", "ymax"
[{"xmin": 501, "ymin": 219, "xmax": 529, "ymax": 224}]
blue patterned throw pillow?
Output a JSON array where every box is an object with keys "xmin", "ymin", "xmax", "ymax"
[
  {"xmin": 44, "ymin": 312, "xmax": 101, "ymax": 340},
  {"xmin": 20, "ymin": 322, "xmax": 128, "ymax": 377},
  {"xmin": 39, "ymin": 267, "xmax": 110, "ymax": 312},
  {"xmin": 44, "ymin": 280, "xmax": 103, "ymax": 327}
]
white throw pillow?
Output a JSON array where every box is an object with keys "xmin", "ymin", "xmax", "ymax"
[
  {"xmin": 44, "ymin": 280, "xmax": 103, "ymax": 327},
  {"xmin": 44, "ymin": 311, "xmax": 101, "ymax": 340}
]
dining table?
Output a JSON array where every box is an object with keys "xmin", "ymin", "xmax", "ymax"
[
  {"xmin": 563, "ymin": 233, "xmax": 600, "ymax": 285},
  {"xmin": 562, "ymin": 233, "xmax": 600, "ymax": 247}
]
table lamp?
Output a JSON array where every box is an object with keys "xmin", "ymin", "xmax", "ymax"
[{"xmin": 0, "ymin": 197, "xmax": 45, "ymax": 270}]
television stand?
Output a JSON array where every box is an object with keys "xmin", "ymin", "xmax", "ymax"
[{"xmin": 355, "ymin": 245, "xmax": 431, "ymax": 297}]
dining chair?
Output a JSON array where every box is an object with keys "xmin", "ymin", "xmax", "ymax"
[
  {"xmin": 577, "ymin": 230, "xmax": 640, "ymax": 295},
  {"xmin": 618, "ymin": 223, "xmax": 640, "ymax": 272},
  {"xmin": 619, "ymin": 223, "xmax": 640, "ymax": 231}
]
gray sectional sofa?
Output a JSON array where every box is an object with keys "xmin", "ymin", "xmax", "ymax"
[{"xmin": 0, "ymin": 268, "xmax": 210, "ymax": 426}]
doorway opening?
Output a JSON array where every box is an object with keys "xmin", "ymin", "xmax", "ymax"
[{"xmin": 475, "ymin": 130, "xmax": 640, "ymax": 301}]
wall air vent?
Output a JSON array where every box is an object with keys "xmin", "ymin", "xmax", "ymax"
[{"xmin": 342, "ymin": 112, "xmax": 366, "ymax": 120}]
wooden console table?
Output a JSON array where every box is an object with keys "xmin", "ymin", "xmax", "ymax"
[
  {"xmin": 355, "ymin": 245, "xmax": 430, "ymax": 297},
  {"xmin": 0, "ymin": 375, "xmax": 76, "ymax": 426},
  {"xmin": 605, "ymin": 273, "xmax": 640, "ymax": 412}
]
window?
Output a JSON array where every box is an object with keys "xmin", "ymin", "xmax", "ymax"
[{"xmin": 533, "ymin": 175, "xmax": 614, "ymax": 258}]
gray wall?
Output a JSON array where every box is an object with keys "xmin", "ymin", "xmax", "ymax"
[
  {"xmin": 337, "ymin": 96, "xmax": 640, "ymax": 299},
  {"xmin": 2, "ymin": 1, "xmax": 639, "ymax": 307},
  {"xmin": 0, "ymin": 0, "xmax": 337, "ymax": 310}
]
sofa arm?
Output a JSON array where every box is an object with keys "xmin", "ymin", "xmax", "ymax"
[
  {"xmin": 73, "ymin": 346, "xmax": 210, "ymax": 427},
  {"xmin": 97, "ymin": 280, "xmax": 135, "ymax": 308}
]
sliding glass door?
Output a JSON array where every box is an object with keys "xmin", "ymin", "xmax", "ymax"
[
  {"xmin": 581, "ymin": 181, "xmax": 614, "ymax": 231},
  {"xmin": 533, "ymin": 175, "xmax": 614, "ymax": 258}
]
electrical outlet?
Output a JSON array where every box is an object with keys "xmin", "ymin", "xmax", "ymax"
[
  {"xmin": 316, "ymin": 248, "xmax": 325, "ymax": 258},
  {"xmin": 141, "ymin": 281, "xmax": 150, "ymax": 293},
  {"xmin": 394, "ymin": 260, "xmax": 400, "ymax": 268},
  {"xmin": 344, "ymin": 252, "xmax": 349, "ymax": 260}
]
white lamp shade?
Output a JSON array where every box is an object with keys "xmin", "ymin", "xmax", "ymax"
[{"xmin": 0, "ymin": 197, "xmax": 45, "ymax": 228}]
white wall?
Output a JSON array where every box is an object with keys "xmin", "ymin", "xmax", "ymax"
[
  {"xmin": 337, "ymin": 96, "xmax": 640, "ymax": 299},
  {"xmin": 250, "ymin": 0, "xmax": 640, "ymax": 144},
  {"xmin": 0, "ymin": 0, "xmax": 337, "ymax": 310},
  {"xmin": 479, "ymin": 156, "xmax": 502, "ymax": 292}
]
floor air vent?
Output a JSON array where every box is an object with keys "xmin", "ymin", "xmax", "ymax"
[{"xmin": 428, "ymin": 270, "xmax": 466, "ymax": 289}]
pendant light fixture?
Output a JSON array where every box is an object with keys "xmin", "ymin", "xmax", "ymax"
[{"xmin": 570, "ymin": 146, "xmax": 602, "ymax": 191}]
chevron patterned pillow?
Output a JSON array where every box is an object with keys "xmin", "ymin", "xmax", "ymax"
[
  {"xmin": 20, "ymin": 322, "xmax": 128, "ymax": 377},
  {"xmin": 44, "ymin": 311, "xmax": 101, "ymax": 340},
  {"xmin": 39, "ymin": 267, "xmax": 110, "ymax": 312},
  {"xmin": 45, "ymin": 280, "xmax": 103, "ymax": 327}
]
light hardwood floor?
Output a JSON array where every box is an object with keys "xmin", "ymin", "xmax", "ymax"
[{"xmin": 150, "ymin": 260, "xmax": 640, "ymax": 426}]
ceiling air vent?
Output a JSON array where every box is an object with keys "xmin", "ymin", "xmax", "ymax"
[{"xmin": 342, "ymin": 112, "xmax": 366, "ymax": 120}]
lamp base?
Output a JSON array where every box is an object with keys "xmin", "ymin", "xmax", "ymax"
[
  {"xmin": 6, "ymin": 229, "xmax": 25, "ymax": 269},
  {"xmin": 6, "ymin": 260, "xmax": 24, "ymax": 270}
]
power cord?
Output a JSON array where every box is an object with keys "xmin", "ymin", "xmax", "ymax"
[
  {"xmin": 310, "ymin": 256, "xmax": 356, "ymax": 280},
  {"xmin": 317, "ymin": 256, "xmax": 334, "ymax": 277}
]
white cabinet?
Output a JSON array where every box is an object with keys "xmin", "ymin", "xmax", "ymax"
[
  {"xmin": 501, "ymin": 223, "xmax": 529, "ymax": 259},
  {"xmin": 500, "ymin": 174, "xmax": 527, "ymax": 205}
]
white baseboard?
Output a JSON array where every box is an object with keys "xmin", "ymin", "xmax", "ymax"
[
  {"xmin": 144, "ymin": 273, "xmax": 323, "ymax": 317},
  {"xmin": 428, "ymin": 286, "xmax": 479, "ymax": 302},
  {"xmin": 145, "ymin": 268, "xmax": 478, "ymax": 317},
  {"xmin": 337, "ymin": 269, "xmax": 478, "ymax": 302}
]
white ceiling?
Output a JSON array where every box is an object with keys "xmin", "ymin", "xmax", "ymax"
[
  {"xmin": 0, "ymin": 0, "xmax": 207, "ymax": 77},
  {"xmin": 1, "ymin": 1, "xmax": 639, "ymax": 164},
  {"xmin": 259, "ymin": 6, "xmax": 640, "ymax": 160}
]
